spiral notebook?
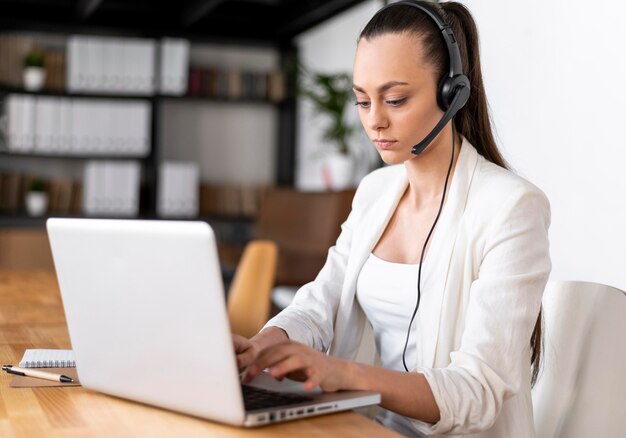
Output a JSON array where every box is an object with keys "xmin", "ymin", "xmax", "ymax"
[{"xmin": 19, "ymin": 349, "xmax": 76, "ymax": 368}]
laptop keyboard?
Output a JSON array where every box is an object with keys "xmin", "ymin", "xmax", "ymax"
[{"xmin": 242, "ymin": 384, "xmax": 314, "ymax": 411}]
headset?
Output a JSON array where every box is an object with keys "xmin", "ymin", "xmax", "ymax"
[
  {"xmin": 375, "ymin": 1, "xmax": 471, "ymax": 371},
  {"xmin": 379, "ymin": 0, "xmax": 471, "ymax": 155}
]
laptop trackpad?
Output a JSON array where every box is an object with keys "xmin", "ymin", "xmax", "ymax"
[{"xmin": 245, "ymin": 371, "xmax": 323, "ymax": 395}]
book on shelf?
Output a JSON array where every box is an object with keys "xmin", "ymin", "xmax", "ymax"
[
  {"xmin": 47, "ymin": 178, "xmax": 74, "ymax": 214},
  {"xmin": 199, "ymin": 183, "xmax": 269, "ymax": 219},
  {"xmin": 43, "ymin": 49, "xmax": 66, "ymax": 92},
  {"xmin": 0, "ymin": 94, "xmax": 151, "ymax": 156},
  {"xmin": 2, "ymin": 94, "xmax": 36, "ymax": 152},
  {"xmin": 159, "ymin": 38, "xmax": 189, "ymax": 96},
  {"xmin": 83, "ymin": 160, "xmax": 140, "ymax": 217},
  {"xmin": 187, "ymin": 68, "xmax": 202, "ymax": 96},
  {"xmin": 185, "ymin": 66, "xmax": 285, "ymax": 101},
  {"xmin": 0, "ymin": 34, "xmax": 34, "ymax": 87},
  {"xmin": 268, "ymin": 71, "xmax": 286, "ymax": 102},
  {"xmin": 0, "ymin": 172, "xmax": 21, "ymax": 214},
  {"xmin": 157, "ymin": 161, "xmax": 199, "ymax": 218},
  {"xmin": 70, "ymin": 180, "xmax": 83, "ymax": 215},
  {"xmin": 67, "ymin": 35, "xmax": 157, "ymax": 95},
  {"xmin": 227, "ymin": 69, "xmax": 243, "ymax": 99}
]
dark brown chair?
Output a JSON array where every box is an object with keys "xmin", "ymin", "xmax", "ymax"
[{"xmin": 255, "ymin": 188, "xmax": 355, "ymax": 309}]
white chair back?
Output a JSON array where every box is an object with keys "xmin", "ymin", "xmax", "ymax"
[{"xmin": 532, "ymin": 281, "xmax": 626, "ymax": 438}]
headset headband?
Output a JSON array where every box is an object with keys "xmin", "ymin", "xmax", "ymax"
[{"xmin": 379, "ymin": 1, "xmax": 464, "ymax": 79}]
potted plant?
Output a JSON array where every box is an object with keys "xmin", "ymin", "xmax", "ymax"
[
  {"xmin": 25, "ymin": 177, "xmax": 48, "ymax": 216},
  {"xmin": 299, "ymin": 65, "xmax": 358, "ymax": 190},
  {"xmin": 23, "ymin": 49, "xmax": 46, "ymax": 91}
]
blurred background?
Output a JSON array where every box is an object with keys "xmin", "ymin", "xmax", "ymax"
[{"xmin": 0, "ymin": 0, "xmax": 624, "ymax": 294}]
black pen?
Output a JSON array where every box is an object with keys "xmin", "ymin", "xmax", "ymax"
[{"xmin": 2, "ymin": 365, "xmax": 74, "ymax": 383}]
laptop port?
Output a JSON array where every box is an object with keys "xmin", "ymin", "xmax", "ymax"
[
  {"xmin": 317, "ymin": 405, "xmax": 332, "ymax": 411},
  {"xmin": 280, "ymin": 411, "xmax": 286, "ymax": 419},
  {"xmin": 307, "ymin": 407, "xmax": 314, "ymax": 413},
  {"xmin": 269, "ymin": 413, "xmax": 275, "ymax": 422},
  {"xmin": 296, "ymin": 409, "xmax": 304, "ymax": 415}
]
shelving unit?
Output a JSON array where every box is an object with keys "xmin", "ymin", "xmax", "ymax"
[
  {"xmin": 0, "ymin": 0, "xmax": 365, "ymax": 246},
  {"xmin": 0, "ymin": 46, "xmax": 294, "ymax": 223},
  {"xmin": 0, "ymin": 0, "xmax": 367, "ymax": 193}
]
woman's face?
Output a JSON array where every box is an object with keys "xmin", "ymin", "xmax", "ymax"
[{"xmin": 353, "ymin": 32, "xmax": 443, "ymax": 165}]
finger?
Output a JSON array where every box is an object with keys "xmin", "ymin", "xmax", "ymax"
[
  {"xmin": 267, "ymin": 355, "xmax": 308, "ymax": 380},
  {"xmin": 243, "ymin": 343, "xmax": 299, "ymax": 382},
  {"xmin": 304, "ymin": 373, "xmax": 321, "ymax": 391},
  {"xmin": 233, "ymin": 336, "xmax": 250, "ymax": 354},
  {"xmin": 236, "ymin": 348, "xmax": 256, "ymax": 371},
  {"xmin": 252, "ymin": 342, "xmax": 301, "ymax": 372}
]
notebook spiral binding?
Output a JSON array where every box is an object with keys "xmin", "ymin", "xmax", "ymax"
[{"xmin": 21, "ymin": 359, "xmax": 76, "ymax": 368}]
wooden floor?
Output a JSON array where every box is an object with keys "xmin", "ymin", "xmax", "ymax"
[{"xmin": 0, "ymin": 271, "xmax": 399, "ymax": 437}]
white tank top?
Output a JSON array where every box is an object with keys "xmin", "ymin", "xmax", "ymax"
[
  {"xmin": 356, "ymin": 253, "xmax": 427, "ymax": 437},
  {"xmin": 356, "ymin": 252, "xmax": 420, "ymax": 371}
]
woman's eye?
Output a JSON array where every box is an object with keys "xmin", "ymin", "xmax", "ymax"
[
  {"xmin": 355, "ymin": 101, "xmax": 371, "ymax": 109},
  {"xmin": 385, "ymin": 98, "xmax": 406, "ymax": 107}
]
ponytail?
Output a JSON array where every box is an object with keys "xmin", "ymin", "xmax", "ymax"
[{"xmin": 438, "ymin": 2, "xmax": 507, "ymax": 169}]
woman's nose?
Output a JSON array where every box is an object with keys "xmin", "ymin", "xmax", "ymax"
[{"xmin": 367, "ymin": 103, "xmax": 389, "ymax": 131}]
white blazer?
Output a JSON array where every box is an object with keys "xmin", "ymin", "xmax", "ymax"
[{"xmin": 266, "ymin": 137, "xmax": 551, "ymax": 437}]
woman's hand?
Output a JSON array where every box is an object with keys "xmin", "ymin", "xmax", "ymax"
[
  {"xmin": 233, "ymin": 327, "xmax": 290, "ymax": 371},
  {"xmin": 233, "ymin": 333, "xmax": 260, "ymax": 371},
  {"xmin": 242, "ymin": 341, "xmax": 350, "ymax": 392}
]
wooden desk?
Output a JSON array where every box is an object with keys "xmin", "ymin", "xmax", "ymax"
[{"xmin": 0, "ymin": 271, "xmax": 399, "ymax": 437}]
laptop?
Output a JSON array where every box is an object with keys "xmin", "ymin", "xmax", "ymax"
[{"xmin": 47, "ymin": 218, "xmax": 380, "ymax": 427}]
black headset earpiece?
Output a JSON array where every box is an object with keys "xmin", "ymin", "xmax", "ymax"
[{"xmin": 438, "ymin": 74, "xmax": 470, "ymax": 111}]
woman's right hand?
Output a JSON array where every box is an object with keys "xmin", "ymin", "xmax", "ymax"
[{"xmin": 233, "ymin": 334, "xmax": 259, "ymax": 371}]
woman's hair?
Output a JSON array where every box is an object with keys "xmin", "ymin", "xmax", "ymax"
[{"xmin": 359, "ymin": 1, "xmax": 543, "ymax": 386}]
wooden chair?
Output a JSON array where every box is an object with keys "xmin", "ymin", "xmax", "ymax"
[
  {"xmin": 532, "ymin": 281, "xmax": 626, "ymax": 438},
  {"xmin": 227, "ymin": 239, "xmax": 278, "ymax": 338}
]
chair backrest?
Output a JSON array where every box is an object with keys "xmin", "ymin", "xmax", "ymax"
[
  {"xmin": 255, "ymin": 187, "xmax": 354, "ymax": 286},
  {"xmin": 227, "ymin": 240, "xmax": 278, "ymax": 338},
  {"xmin": 532, "ymin": 280, "xmax": 626, "ymax": 438}
]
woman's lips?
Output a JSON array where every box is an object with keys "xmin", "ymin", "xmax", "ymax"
[{"xmin": 374, "ymin": 139, "xmax": 397, "ymax": 149}]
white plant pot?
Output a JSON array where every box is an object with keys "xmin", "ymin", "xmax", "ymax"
[
  {"xmin": 25, "ymin": 192, "xmax": 48, "ymax": 216},
  {"xmin": 23, "ymin": 67, "xmax": 46, "ymax": 91},
  {"xmin": 323, "ymin": 153, "xmax": 354, "ymax": 191}
]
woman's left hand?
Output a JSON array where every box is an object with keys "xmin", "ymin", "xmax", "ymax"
[{"xmin": 242, "ymin": 341, "xmax": 350, "ymax": 392}]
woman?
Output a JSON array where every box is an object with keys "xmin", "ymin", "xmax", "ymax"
[{"xmin": 235, "ymin": 1, "xmax": 551, "ymax": 436}]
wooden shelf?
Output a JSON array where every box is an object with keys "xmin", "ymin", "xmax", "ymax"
[
  {"xmin": 0, "ymin": 213, "xmax": 255, "ymax": 228},
  {"xmin": 159, "ymin": 94, "xmax": 283, "ymax": 105},
  {"xmin": 0, "ymin": 85, "xmax": 154, "ymax": 101},
  {"xmin": 0, "ymin": 85, "xmax": 284, "ymax": 105},
  {"xmin": 0, "ymin": 150, "xmax": 149, "ymax": 160}
]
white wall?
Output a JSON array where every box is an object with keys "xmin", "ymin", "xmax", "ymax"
[
  {"xmin": 459, "ymin": 0, "xmax": 626, "ymax": 291},
  {"xmin": 295, "ymin": 0, "xmax": 383, "ymax": 191}
]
